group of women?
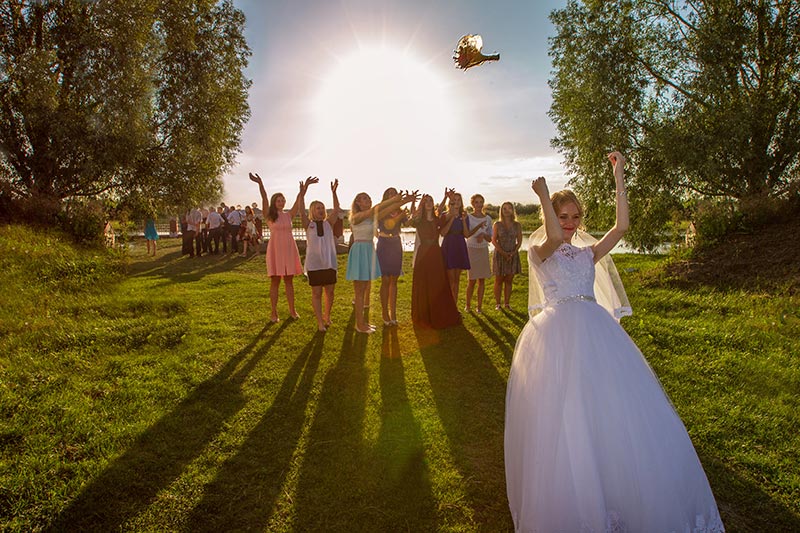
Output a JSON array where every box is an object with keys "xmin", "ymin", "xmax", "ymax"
[
  {"xmin": 247, "ymin": 173, "xmax": 526, "ymax": 333},
  {"xmin": 248, "ymin": 154, "xmax": 725, "ymax": 531}
]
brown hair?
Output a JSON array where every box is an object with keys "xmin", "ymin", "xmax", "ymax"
[{"xmin": 500, "ymin": 201, "xmax": 517, "ymax": 223}]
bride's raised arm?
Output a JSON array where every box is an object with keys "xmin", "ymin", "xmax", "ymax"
[
  {"xmin": 592, "ymin": 151, "xmax": 630, "ymax": 262},
  {"xmin": 531, "ymin": 177, "xmax": 563, "ymax": 263}
]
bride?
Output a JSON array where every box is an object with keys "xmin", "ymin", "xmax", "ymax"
[{"xmin": 505, "ymin": 152, "xmax": 724, "ymax": 532}]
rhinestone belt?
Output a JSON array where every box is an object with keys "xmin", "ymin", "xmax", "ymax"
[{"xmin": 550, "ymin": 295, "xmax": 596, "ymax": 306}]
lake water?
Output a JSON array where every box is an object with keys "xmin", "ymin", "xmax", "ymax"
[{"xmin": 339, "ymin": 228, "xmax": 666, "ymax": 254}]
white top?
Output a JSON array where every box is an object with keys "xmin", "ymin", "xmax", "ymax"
[
  {"xmin": 206, "ymin": 210, "xmax": 223, "ymax": 230},
  {"xmin": 466, "ymin": 213, "xmax": 492, "ymax": 248},
  {"xmin": 227, "ymin": 209, "xmax": 243, "ymax": 225},
  {"xmin": 304, "ymin": 220, "xmax": 338, "ymax": 273}
]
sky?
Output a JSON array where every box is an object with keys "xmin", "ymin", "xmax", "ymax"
[{"xmin": 223, "ymin": 0, "xmax": 570, "ymax": 208}]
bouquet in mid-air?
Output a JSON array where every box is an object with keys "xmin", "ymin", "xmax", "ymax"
[{"xmin": 453, "ymin": 34, "xmax": 500, "ymax": 70}]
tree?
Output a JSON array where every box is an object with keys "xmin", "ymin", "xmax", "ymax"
[
  {"xmin": 0, "ymin": 0, "xmax": 251, "ymax": 222},
  {"xmin": 549, "ymin": 0, "xmax": 800, "ymax": 249}
]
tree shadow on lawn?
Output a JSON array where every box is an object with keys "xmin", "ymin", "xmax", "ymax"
[
  {"xmin": 415, "ymin": 324, "xmax": 513, "ymax": 530},
  {"xmin": 291, "ymin": 311, "xmax": 438, "ymax": 530},
  {"xmin": 128, "ymin": 250, "xmax": 251, "ymax": 285},
  {"xmin": 185, "ymin": 331, "xmax": 326, "ymax": 531},
  {"xmin": 47, "ymin": 322, "xmax": 288, "ymax": 532}
]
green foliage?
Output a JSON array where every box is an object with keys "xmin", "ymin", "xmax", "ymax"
[
  {"xmin": 0, "ymin": 1, "xmax": 251, "ymax": 221},
  {"xmin": 549, "ymin": 0, "xmax": 800, "ymax": 248}
]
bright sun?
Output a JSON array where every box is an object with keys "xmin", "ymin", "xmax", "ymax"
[{"xmin": 312, "ymin": 46, "xmax": 456, "ymax": 188}]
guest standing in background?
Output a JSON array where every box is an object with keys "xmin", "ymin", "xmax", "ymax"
[
  {"xmin": 492, "ymin": 202, "xmax": 522, "ymax": 309},
  {"xmin": 376, "ymin": 187, "xmax": 417, "ymax": 326},
  {"xmin": 411, "ymin": 194, "xmax": 461, "ymax": 329},
  {"xmin": 299, "ymin": 179, "xmax": 342, "ymax": 332},
  {"xmin": 347, "ymin": 189, "xmax": 415, "ymax": 334},
  {"xmin": 465, "ymin": 194, "xmax": 492, "ymax": 313},
  {"xmin": 250, "ymin": 172, "xmax": 314, "ymax": 323},
  {"xmin": 144, "ymin": 218, "xmax": 159, "ymax": 257}
]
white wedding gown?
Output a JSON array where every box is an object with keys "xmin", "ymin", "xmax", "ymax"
[{"xmin": 505, "ymin": 243, "xmax": 724, "ymax": 533}]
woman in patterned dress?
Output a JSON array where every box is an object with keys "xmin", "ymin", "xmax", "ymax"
[{"xmin": 492, "ymin": 201, "xmax": 522, "ymax": 310}]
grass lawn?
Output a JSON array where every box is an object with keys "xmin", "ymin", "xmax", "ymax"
[{"xmin": 0, "ymin": 224, "xmax": 798, "ymax": 532}]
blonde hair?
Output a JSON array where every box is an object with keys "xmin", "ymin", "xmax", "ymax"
[
  {"xmin": 547, "ymin": 190, "xmax": 584, "ymax": 221},
  {"xmin": 500, "ymin": 201, "xmax": 517, "ymax": 223},
  {"xmin": 308, "ymin": 200, "xmax": 326, "ymax": 221},
  {"xmin": 350, "ymin": 192, "xmax": 370, "ymax": 221}
]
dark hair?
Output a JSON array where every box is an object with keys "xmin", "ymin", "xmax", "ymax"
[
  {"xmin": 382, "ymin": 187, "xmax": 398, "ymax": 202},
  {"xmin": 267, "ymin": 193, "xmax": 284, "ymax": 222}
]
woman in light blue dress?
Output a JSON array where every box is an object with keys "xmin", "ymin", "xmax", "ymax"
[
  {"xmin": 144, "ymin": 218, "xmax": 159, "ymax": 256},
  {"xmin": 347, "ymin": 190, "xmax": 416, "ymax": 334}
]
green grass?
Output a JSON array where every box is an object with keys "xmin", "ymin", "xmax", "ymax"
[{"xmin": 0, "ymin": 224, "xmax": 798, "ymax": 532}]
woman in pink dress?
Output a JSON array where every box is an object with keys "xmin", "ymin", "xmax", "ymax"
[{"xmin": 250, "ymin": 173, "xmax": 317, "ymax": 323}]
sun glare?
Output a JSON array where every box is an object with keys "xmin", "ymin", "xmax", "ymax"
[{"xmin": 312, "ymin": 46, "xmax": 455, "ymax": 188}]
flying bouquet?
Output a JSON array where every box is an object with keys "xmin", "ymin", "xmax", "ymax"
[{"xmin": 453, "ymin": 34, "xmax": 500, "ymax": 70}]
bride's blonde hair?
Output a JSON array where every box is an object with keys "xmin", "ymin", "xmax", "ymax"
[{"xmin": 546, "ymin": 190, "xmax": 584, "ymax": 221}]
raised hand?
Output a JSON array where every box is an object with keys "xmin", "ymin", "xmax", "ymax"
[
  {"xmin": 608, "ymin": 151, "xmax": 626, "ymax": 172},
  {"xmin": 299, "ymin": 176, "xmax": 319, "ymax": 194},
  {"xmin": 531, "ymin": 176, "xmax": 549, "ymax": 197},
  {"xmin": 331, "ymin": 178, "xmax": 339, "ymax": 192},
  {"xmin": 249, "ymin": 172, "xmax": 262, "ymax": 183}
]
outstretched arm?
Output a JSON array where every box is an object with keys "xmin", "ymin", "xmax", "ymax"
[
  {"xmin": 329, "ymin": 179, "xmax": 342, "ymax": 220},
  {"xmin": 532, "ymin": 176, "xmax": 563, "ymax": 263},
  {"xmin": 592, "ymin": 151, "xmax": 629, "ymax": 262},
  {"xmin": 249, "ymin": 173, "xmax": 269, "ymax": 213},
  {"xmin": 352, "ymin": 191, "xmax": 415, "ymax": 224},
  {"xmin": 289, "ymin": 176, "xmax": 319, "ymax": 219}
]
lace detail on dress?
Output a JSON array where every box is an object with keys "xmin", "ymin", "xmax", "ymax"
[{"xmin": 536, "ymin": 243, "xmax": 597, "ymax": 305}]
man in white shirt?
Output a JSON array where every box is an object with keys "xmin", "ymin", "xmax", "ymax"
[
  {"xmin": 206, "ymin": 207, "xmax": 224, "ymax": 254},
  {"xmin": 187, "ymin": 207, "xmax": 203, "ymax": 258},
  {"xmin": 226, "ymin": 205, "xmax": 243, "ymax": 254}
]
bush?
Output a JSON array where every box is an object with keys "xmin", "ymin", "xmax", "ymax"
[{"xmin": 58, "ymin": 199, "xmax": 107, "ymax": 246}]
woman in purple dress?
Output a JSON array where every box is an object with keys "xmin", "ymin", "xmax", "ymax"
[{"xmin": 439, "ymin": 189, "xmax": 483, "ymax": 307}]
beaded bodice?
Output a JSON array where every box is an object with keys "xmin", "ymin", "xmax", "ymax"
[{"xmin": 533, "ymin": 243, "xmax": 596, "ymax": 304}]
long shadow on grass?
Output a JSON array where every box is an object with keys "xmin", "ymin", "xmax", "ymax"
[
  {"xmin": 292, "ymin": 311, "xmax": 430, "ymax": 530},
  {"xmin": 373, "ymin": 326, "xmax": 438, "ymax": 529},
  {"xmin": 185, "ymin": 331, "xmax": 326, "ymax": 531},
  {"xmin": 129, "ymin": 251, "xmax": 248, "ymax": 285},
  {"xmin": 472, "ymin": 312, "xmax": 520, "ymax": 363},
  {"xmin": 699, "ymin": 451, "xmax": 800, "ymax": 531},
  {"xmin": 47, "ymin": 322, "xmax": 287, "ymax": 532},
  {"xmin": 415, "ymin": 324, "xmax": 513, "ymax": 529}
]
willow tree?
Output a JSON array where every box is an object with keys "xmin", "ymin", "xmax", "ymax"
[
  {"xmin": 549, "ymin": 0, "xmax": 800, "ymax": 248},
  {"xmin": 0, "ymin": 0, "xmax": 251, "ymax": 220}
]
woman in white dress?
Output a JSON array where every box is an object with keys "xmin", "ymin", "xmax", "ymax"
[{"xmin": 505, "ymin": 152, "xmax": 724, "ymax": 532}]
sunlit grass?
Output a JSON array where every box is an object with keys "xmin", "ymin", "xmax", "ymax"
[{"xmin": 0, "ymin": 225, "xmax": 798, "ymax": 532}]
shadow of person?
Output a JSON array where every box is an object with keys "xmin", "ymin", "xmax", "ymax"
[
  {"xmin": 46, "ymin": 322, "xmax": 287, "ymax": 532},
  {"xmin": 185, "ymin": 332, "xmax": 326, "ymax": 531},
  {"xmin": 414, "ymin": 323, "xmax": 513, "ymax": 529},
  {"xmin": 381, "ymin": 323, "xmax": 401, "ymax": 359},
  {"xmin": 472, "ymin": 312, "xmax": 520, "ymax": 363},
  {"xmin": 291, "ymin": 311, "xmax": 375, "ymax": 530},
  {"xmin": 371, "ymin": 350, "xmax": 438, "ymax": 529}
]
